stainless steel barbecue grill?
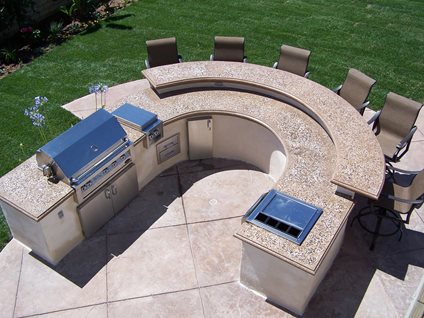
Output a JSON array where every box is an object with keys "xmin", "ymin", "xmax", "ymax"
[{"xmin": 36, "ymin": 109, "xmax": 133, "ymax": 204}]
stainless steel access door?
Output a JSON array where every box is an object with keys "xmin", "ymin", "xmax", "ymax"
[
  {"xmin": 188, "ymin": 117, "xmax": 213, "ymax": 160},
  {"xmin": 110, "ymin": 164, "xmax": 138, "ymax": 213},
  {"xmin": 77, "ymin": 163, "xmax": 138, "ymax": 237},
  {"xmin": 78, "ymin": 186, "xmax": 114, "ymax": 237}
]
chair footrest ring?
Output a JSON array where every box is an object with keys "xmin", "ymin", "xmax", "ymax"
[{"xmin": 353, "ymin": 205, "xmax": 402, "ymax": 237}]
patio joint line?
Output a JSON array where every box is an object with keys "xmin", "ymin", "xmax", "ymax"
[
  {"xmin": 185, "ymin": 215, "xmax": 243, "ymax": 226},
  {"xmin": 12, "ymin": 246, "xmax": 24, "ymax": 318},
  {"xmin": 177, "ymin": 163, "xmax": 207, "ymax": 318},
  {"xmin": 107, "ymin": 286, "xmax": 201, "ymax": 305},
  {"xmin": 198, "ymin": 279, "xmax": 240, "ymax": 290},
  {"xmin": 18, "ymin": 302, "xmax": 108, "ymax": 318},
  {"xmin": 185, "ymin": 224, "xmax": 207, "ymax": 318},
  {"xmin": 106, "ymin": 223, "xmax": 185, "ymax": 238},
  {"xmin": 176, "ymin": 164, "xmax": 189, "ymax": 226}
]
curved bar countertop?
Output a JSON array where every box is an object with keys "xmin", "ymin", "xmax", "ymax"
[
  {"xmin": 142, "ymin": 61, "xmax": 385, "ymax": 200},
  {"xmin": 0, "ymin": 61, "xmax": 385, "ymax": 274}
]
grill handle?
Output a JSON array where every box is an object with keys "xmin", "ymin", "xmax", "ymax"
[
  {"xmin": 111, "ymin": 185, "xmax": 118, "ymax": 196},
  {"xmin": 105, "ymin": 188, "xmax": 112, "ymax": 199}
]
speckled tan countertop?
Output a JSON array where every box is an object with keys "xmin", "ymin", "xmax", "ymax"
[
  {"xmin": 0, "ymin": 126, "xmax": 142, "ymax": 221},
  {"xmin": 0, "ymin": 156, "xmax": 73, "ymax": 220},
  {"xmin": 0, "ymin": 61, "xmax": 385, "ymax": 273},
  {"xmin": 143, "ymin": 61, "xmax": 386, "ymax": 200}
]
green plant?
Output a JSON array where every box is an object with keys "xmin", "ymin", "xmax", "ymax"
[
  {"xmin": 60, "ymin": 0, "xmax": 103, "ymax": 22},
  {"xmin": 32, "ymin": 28, "xmax": 41, "ymax": 40},
  {"xmin": 0, "ymin": 48, "xmax": 19, "ymax": 64},
  {"xmin": 59, "ymin": 4, "xmax": 75, "ymax": 20},
  {"xmin": 20, "ymin": 27, "xmax": 42, "ymax": 46},
  {"xmin": 0, "ymin": 210, "xmax": 11, "ymax": 250},
  {"xmin": 66, "ymin": 21, "xmax": 82, "ymax": 34},
  {"xmin": 48, "ymin": 21, "xmax": 64, "ymax": 42},
  {"xmin": 24, "ymin": 96, "xmax": 49, "ymax": 143}
]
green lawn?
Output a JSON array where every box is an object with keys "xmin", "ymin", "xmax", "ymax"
[{"xmin": 0, "ymin": 0, "xmax": 423, "ymax": 249}]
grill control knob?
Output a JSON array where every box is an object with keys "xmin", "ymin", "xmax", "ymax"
[
  {"xmin": 103, "ymin": 168, "xmax": 109, "ymax": 174},
  {"xmin": 42, "ymin": 165, "xmax": 53, "ymax": 178}
]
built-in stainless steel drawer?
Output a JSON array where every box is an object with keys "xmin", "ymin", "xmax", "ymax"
[{"xmin": 156, "ymin": 133, "xmax": 181, "ymax": 164}]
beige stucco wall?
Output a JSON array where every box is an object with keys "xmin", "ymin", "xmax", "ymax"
[
  {"xmin": 134, "ymin": 113, "xmax": 286, "ymax": 190},
  {"xmin": 240, "ymin": 219, "xmax": 348, "ymax": 315},
  {"xmin": 1, "ymin": 195, "xmax": 83, "ymax": 265}
]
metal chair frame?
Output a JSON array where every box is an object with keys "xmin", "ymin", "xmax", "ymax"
[{"xmin": 351, "ymin": 166, "xmax": 424, "ymax": 250}]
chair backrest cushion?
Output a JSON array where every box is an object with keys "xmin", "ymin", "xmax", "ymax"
[
  {"xmin": 213, "ymin": 36, "xmax": 245, "ymax": 62},
  {"xmin": 277, "ymin": 44, "xmax": 311, "ymax": 76},
  {"xmin": 339, "ymin": 68, "xmax": 376, "ymax": 110},
  {"xmin": 381, "ymin": 169, "xmax": 424, "ymax": 213},
  {"xmin": 378, "ymin": 92, "xmax": 423, "ymax": 140},
  {"xmin": 409, "ymin": 169, "xmax": 424, "ymax": 204},
  {"xmin": 146, "ymin": 37, "xmax": 179, "ymax": 68}
]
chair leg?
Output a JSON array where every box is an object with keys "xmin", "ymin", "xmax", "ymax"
[
  {"xmin": 385, "ymin": 161, "xmax": 396, "ymax": 182},
  {"xmin": 370, "ymin": 212, "xmax": 383, "ymax": 251},
  {"xmin": 352, "ymin": 205, "xmax": 402, "ymax": 250}
]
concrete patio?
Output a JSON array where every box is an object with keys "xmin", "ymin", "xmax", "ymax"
[{"xmin": 0, "ymin": 109, "xmax": 423, "ymax": 318}]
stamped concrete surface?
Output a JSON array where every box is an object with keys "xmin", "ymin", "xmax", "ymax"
[{"xmin": 1, "ymin": 153, "xmax": 423, "ymax": 317}]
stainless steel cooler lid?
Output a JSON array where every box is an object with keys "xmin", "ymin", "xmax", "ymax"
[
  {"xmin": 36, "ymin": 109, "xmax": 127, "ymax": 181},
  {"xmin": 244, "ymin": 189, "xmax": 322, "ymax": 245}
]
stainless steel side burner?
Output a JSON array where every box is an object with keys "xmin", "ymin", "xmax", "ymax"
[
  {"xmin": 112, "ymin": 103, "xmax": 163, "ymax": 148},
  {"xmin": 243, "ymin": 189, "xmax": 322, "ymax": 245}
]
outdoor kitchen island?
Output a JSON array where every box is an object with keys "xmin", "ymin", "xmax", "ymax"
[{"xmin": 0, "ymin": 61, "xmax": 385, "ymax": 316}]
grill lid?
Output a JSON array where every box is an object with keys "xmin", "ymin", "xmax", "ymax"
[
  {"xmin": 36, "ymin": 109, "xmax": 127, "ymax": 182},
  {"xmin": 244, "ymin": 189, "xmax": 322, "ymax": 245}
]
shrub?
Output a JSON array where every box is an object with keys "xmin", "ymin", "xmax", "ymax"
[
  {"xmin": 48, "ymin": 20, "xmax": 64, "ymax": 42},
  {"xmin": 61, "ymin": 0, "xmax": 108, "ymax": 22},
  {"xmin": 0, "ymin": 48, "xmax": 19, "ymax": 64}
]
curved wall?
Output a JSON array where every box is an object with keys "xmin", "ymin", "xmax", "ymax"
[{"xmin": 134, "ymin": 112, "xmax": 286, "ymax": 189}]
